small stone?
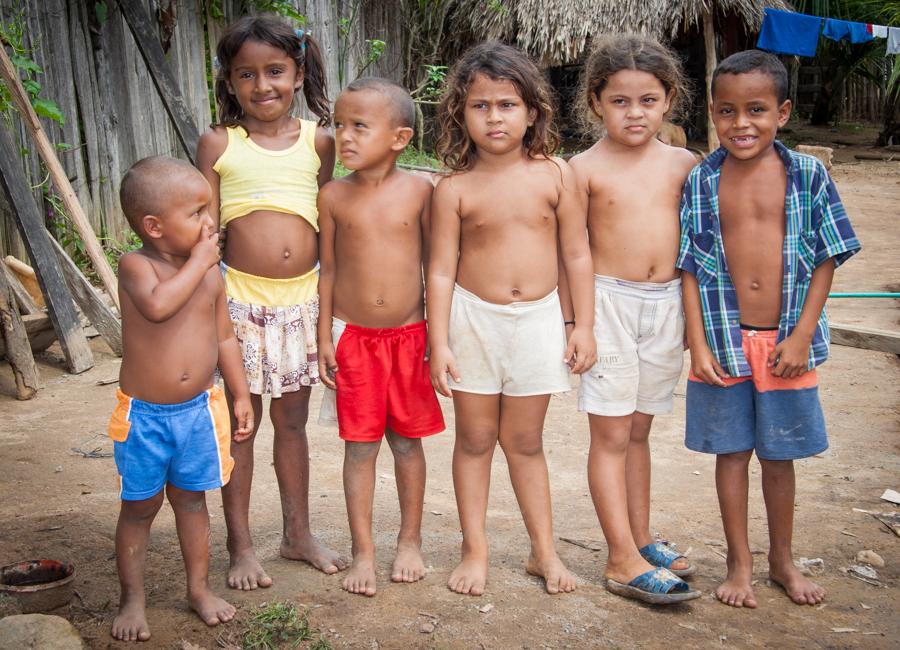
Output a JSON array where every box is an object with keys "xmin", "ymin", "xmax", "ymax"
[
  {"xmin": 856, "ymin": 550, "xmax": 885, "ymax": 568},
  {"xmin": 692, "ymin": 471, "xmax": 700, "ymax": 475},
  {"xmin": 848, "ymin": 564, "xmax": 879, "ymax": 580},
  {"xmin": 860, "ymin": 603, "xmax": 871, "ymax": 610},
  {"xmin": 478, "ymin": 603, "xmax": 494, "ymax": 614},
  {"xmin": 54, "ymin": 466, "xmax": 63, "ymax": 473},
  {"xmin": 419, "ymin": 622, "xmax": 435, "ymax": 634}
]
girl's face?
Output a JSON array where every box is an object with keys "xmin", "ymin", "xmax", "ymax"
[
  {"xmin": 463, "ymin": 73, "xmax": 536, "ymax": 157},
  {"xmin": 591, "ymin": 69, "xmax": 673, "ymax": 147},
  {"xmin": 226, "ymin": 39, "xmax": 303, "ymax": 124}
]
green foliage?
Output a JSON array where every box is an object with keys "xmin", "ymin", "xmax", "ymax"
[
  {"xmin": 94, "ymin": 1, "xmax": 108, "ymax": 26},
  {"xmin": 413, "ymin": 64, "xmax": 447, "ymax": 102},
  {"xmin": 241, "ymin": 600, "xmax": 330, "ymax": 650},
  {"xmin": 242, "ymin": 1, "xmax": 306, "ymax": 24},
  {"xmin": 397, "ymin": 146, "xmax": 439, "ymax": 169},
  {"xmin": 335, "ymin": 1, "xmax": 384, "ymax": 88},
  {"xmin": 0, "ymin": 14, "xmax": 66, "ymax": 128}
]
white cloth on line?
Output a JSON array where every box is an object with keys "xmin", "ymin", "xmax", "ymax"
[{"xmin": 888, "ymin": 27, "xmax": 900, "ymax": 54}]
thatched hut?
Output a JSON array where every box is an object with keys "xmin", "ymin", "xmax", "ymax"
[{"xmin": 450, "ymin": 0, "xmax": 790, "ymax": 150}]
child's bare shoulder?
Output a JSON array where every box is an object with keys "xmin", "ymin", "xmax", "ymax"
[
  {"xmin": 396, "ymin": 169, "xmax": 434, "ymax": 199},
  {"xmin": 197, "ymin": 125, "xmax": 228, "ymax": 154},
  {"xmin": 658, "ymin": 141, "xmax": 698, "ymax": 173},
  {"xmin": 117, "ymin": 249, "xmax": 153, "ymax": 277}
]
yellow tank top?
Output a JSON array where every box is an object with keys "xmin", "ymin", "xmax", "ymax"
[{"xmin": 213, "ymin": 119, "xmax": 320, "ymax": 231}]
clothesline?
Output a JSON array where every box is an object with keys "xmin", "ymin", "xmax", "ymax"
[{"xmin": 757, "ymin": 8, "xmax": 900, "ymax": 58}]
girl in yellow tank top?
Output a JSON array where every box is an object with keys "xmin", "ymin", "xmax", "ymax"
[{"xmin": 196, "ymin": 14, "xmax": 347, "ymax": 590}]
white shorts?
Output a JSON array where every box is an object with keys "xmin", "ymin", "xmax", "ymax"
[
  {"xmin": 448, "ymin": 284, "xmax": 571, "ymax": 397},
  {"xmin": 317, "ymin": 318, "xmax": 346, "ymax": 427},
  {"xmin": 578, "ymin": 275, "xmax": 684, "ymax": 417}
]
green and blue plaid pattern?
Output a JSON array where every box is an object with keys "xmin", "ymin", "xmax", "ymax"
[{"xmin": 676, "ymin": 141, "xmax": 860, "ymax": 377}]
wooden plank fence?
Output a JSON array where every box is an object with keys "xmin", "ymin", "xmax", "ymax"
[{"xmin": 0, "ymin": 0, "xmax": 405, "ymax": 262}]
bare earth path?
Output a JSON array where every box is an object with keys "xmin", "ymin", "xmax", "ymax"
[{"xmin": 0, "ymin": 160, "xmax": 897, "ymax": 649}]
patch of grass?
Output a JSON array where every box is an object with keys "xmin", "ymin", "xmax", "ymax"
[
  {"xmin": 241, "ymin": 600, "xmax": 331, "ymax": 650},
  {"xmin": 397, "ymin": 146, "xmax": 439, "ymax": 169}
]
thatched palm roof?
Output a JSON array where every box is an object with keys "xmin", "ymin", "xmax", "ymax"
[{"xmin": 452, "ymin": 0, "xmax": 791, "ymax": 66}]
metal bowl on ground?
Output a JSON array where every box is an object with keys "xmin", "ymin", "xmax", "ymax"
[{"xmin": 0, "ymin": 559, "xmax": 75, "ymax": 613}]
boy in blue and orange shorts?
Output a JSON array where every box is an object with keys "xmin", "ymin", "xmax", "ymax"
[
  {"xmin": 678, "ymin": 51, "xmax": 859, "ymax": 610},
  {"xmin": 317, "ymin": 79, "xmax": 445, "ymax": 597},
  {"xmin": 108, "ymin": 157, "xmax": 253, "ymax": 641}
]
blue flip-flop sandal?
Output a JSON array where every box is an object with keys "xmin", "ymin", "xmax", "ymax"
[
  {"xmin": 606, "ymin": 567, "xmax": 701, "ymax": 605},
  {"xmin": 639, "ymin": 541, "xmax": 696, "ymax": 578}
]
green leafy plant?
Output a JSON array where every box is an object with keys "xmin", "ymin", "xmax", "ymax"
[
  {"xmin": 241, "ymin": 600, "xmax": 330, "ymax": 650},
  {"xmin": 0, "ymin": 14, "xmax": 65, "ymax": 127}
]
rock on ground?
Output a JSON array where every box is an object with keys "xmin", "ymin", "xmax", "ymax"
[{"xmin": 0, "ymin": 614, "xmax": 84, "ymax": 649}]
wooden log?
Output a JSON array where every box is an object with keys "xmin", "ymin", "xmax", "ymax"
[
  {"xmin": 702, "ymin": 9, "xmax": 720, "ymax": 153},
  {"xmin": 49, "ymin": 235, "xmax": 123, "ymax": 356},
  {"xmin": 0, "ymin": 43, "xmax": 120, "ymax": 311},
  {"xmin": 4, "ymin": 256, "xmax": 45, "ymax": 308},
  {"xmin": 0, "ymin": 121, "xmax": 93, "ymax": 374},
  {"xmin": 0, "ymin": 312, "xmax": 56, "ymax": 357},
  {"xmin": 116, "ymin": 0, "xmax": 201, "ymax": 163},
  {"xmin": 0, "ymin": 259, "xmax": 39, "ymax": 399},
  {"xmin": 1, "ymin": 263, "xmax": 40, "ymax": 315},
  {"xmin": 830, "ymin": 323, "xmax": 900, "ymax": 355}
]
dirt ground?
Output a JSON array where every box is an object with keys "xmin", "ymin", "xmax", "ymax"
[{"xmin": 0, "ymin": 153, "xmax": 898, "ymax": 649}]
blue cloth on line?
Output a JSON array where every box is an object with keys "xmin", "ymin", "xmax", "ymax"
[
  {"xmin": 823, "ymin": 19, "xmax": 874, "ymax": 44},
  {"xmin": 757, "ymin": 8, "xmax": 822, "ymax": 57}
]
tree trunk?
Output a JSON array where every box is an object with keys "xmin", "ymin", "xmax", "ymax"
[{"xmin": 703, "ymin": 10, "xmax": 719, "ymax": 153}]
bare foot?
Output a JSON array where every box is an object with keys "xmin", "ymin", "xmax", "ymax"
[
  {"xmin": 111, "ymin": 596, "xmax": 150, "ymax": 642},
  {"xmin": 188, "ymin": 586, "xmax": 236, "ymax": 626},
  {"xmin": 447, "ymin": 554, "xmax": 488, "ymax": 596},
  {"xmin": 342, "ymin": 552, "xmax": 377, "ymax": 596},
  {"xmin": 525, "ymin": 552, "xmax": 576, "ymax": 595},
  {"xmin": 391, "ymin": 541, "xmax": 426, "ymax": 583},
  {"xmin": 769, "ymin": 561, "xmax": 825, "ymax": 605},
  {"xmin": 227, "ymin": 548, "xmax": 273, "ymax": 590},
  {"xmin": 281, "ymin": 534, "xmax": 348, "ymax": 575},
  {"xmin": 715, "ymin": 564, "xmax": 758, "ymax": 608}
]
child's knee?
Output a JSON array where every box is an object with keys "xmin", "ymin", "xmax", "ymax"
[
  {"xmin": 759, "ymin": 458, "xmax": 794, "ymax": 475},
  {"xmin": 456, "ymin": 431, "xmax": 497, "ymax": 457},
  {"xmin": 717, "ymin": 449, "xmax": 754, "ymax": 467},
  {"xmin": 165, "ymin": 485, "xmax": 207, "ymax": 512},
  {"xmin": 344, "ymin": 440, "xmax": 381, "ymax": 464},
  {"xmin": 385, "ymin": 431, "xmax": 423, "ymax": 458},
  {"xmin": 499, "ymin": 432, "xmax": 544, "ymax": 457},
  {"xmin": 121, "ymin": 492, "xmax": 165, "ymax": 521}
]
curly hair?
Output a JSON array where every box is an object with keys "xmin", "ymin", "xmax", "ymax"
[
  {"xmin": 436, "ymin": 41, "xmax": 559, "ymax": 172},
  {"xmin": 214, "ymin": 14, "xmax": 330, "ymax": 127},
  {"xmin": 578, "ymin": 34, "xmax": 690, "ymax": 135}
]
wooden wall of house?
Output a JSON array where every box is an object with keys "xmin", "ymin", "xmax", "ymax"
[
  {"xmin": 0, "ymin": 0, "xmax": 405, "ymax": 261},
  {"xmin": 795, "ymin": 65, "xmax": 884, "ymax": 123}
]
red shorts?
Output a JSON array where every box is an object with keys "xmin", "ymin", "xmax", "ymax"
[{"xmin": 335, "ymin": 320, "xmax": 445, "ymax": 442}]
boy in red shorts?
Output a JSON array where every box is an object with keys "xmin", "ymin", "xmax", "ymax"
[{"xmin": 317, "ymin": 78, "xmax": 445, "ymax": 597}]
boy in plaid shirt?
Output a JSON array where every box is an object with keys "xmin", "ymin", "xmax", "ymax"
[{"xmin": 677, "ymin": 51, "xmax": 859, "ymax": 609}]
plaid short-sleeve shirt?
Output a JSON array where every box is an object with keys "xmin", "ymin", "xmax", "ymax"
[{"xmin": 676, "ymin": 141, "xmax": 860, "ymax": 377}]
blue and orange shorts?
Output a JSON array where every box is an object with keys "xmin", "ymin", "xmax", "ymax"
[
  {"xmin": 685, "ymin": 328, "xmax": 827, "ymax": 461},
  {"xmin": 108, "ymin": 386, "xmax": 234, "ymax": 500}
]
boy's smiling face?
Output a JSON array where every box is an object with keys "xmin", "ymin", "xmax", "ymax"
[{"xmin": 711, "ymin": 71, "xmax": 791, "ymax": 161}]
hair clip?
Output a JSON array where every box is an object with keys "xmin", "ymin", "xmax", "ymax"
[
  {"xmin": 295, "ymin": 27, "xmax": 307, "ymax": 52},
  {"xmin": 213, "ymin": 55, "xmax": 220, "ymax": 70}
]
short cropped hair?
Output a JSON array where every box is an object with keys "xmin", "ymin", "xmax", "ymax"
[
  {"xmin": 120, "ymin": 156, "xmax": 199, "ymax": 236},
  {"xmin": 712, "ymin": 50, "xmax": 789, "ymax": 104},
  {"xmin": 344, "ymin": 77, "xmax": 416, "ymax": 129}
]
